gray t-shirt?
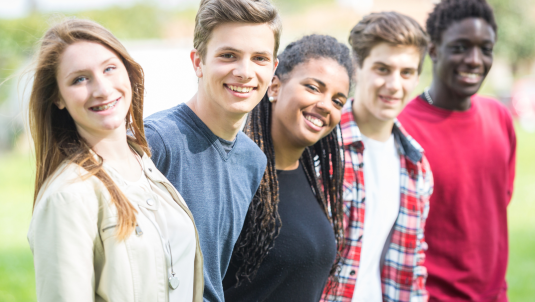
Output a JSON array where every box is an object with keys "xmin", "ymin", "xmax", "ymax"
[
  {"xmin": 144, "ymin": 103, "xmax": 266, "ymax": 302},
  {"xmin": 218, "ymin": 137, "xmax": 236, "ymax": 154}
]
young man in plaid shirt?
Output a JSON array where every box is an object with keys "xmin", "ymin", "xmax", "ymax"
[{"xmin": 323, "ymin": 12, "xmax": 433, "ymax": 302}]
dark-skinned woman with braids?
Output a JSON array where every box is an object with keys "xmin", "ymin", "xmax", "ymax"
[{"xmin": 223, "ymin": 34, "xmax": 354, "ymax": 301}]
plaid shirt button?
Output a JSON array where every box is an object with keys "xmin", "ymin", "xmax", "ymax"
[{"xmin": 350, "ymin": 270, "xmax": 356, "ymax": 276}]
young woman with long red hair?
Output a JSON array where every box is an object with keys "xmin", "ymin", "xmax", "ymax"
[{"xmin": 27, "ymin": 19, "xmax": 203, "ymax": 302}]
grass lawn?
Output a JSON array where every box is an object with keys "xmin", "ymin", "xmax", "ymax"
[{"xmin": 0, "ymin": 124, "xmax": 534, "ymax": 301}]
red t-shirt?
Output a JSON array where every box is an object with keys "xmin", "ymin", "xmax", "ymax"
[{"xmin": 398, "ymin": 95, "xmax": 516, "ymax": 302}]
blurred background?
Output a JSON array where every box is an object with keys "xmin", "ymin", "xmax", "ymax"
[{"xmin": 0, "ymin": 0, "xmax": 534, "ymax": 300}]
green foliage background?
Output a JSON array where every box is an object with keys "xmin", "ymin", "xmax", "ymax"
[{"xmin": 487, "ymin": 0, "xmax": 535, "ymax": 73}]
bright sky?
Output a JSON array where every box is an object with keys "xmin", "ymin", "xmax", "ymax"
[{"xmin": 0, "ymin": 0, "xmax": 199, "ymax": 19}]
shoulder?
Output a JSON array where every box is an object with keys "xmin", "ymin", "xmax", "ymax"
[
  {"xmin": 236, "ymin": 132, "xmax": 267, "ymax": 165},
  {"xmin": 144, "ymin": 105, "xmax": 183, "ymax": 132},
  {"xmin": 474, "ymin": 95, "xmax": 512, "ymax": 116},
  {"xmin": 36, "ymin": 162, "xmax": 106, "ymax": 204},
  {"xmin": 33, "ymin": 162, "xmax": 106, "ymax": 217},
  {"xmin": 473, "ymin": 95, "xmax": 515, "ymax": 131}
]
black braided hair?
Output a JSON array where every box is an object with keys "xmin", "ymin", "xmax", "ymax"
[
  {"xmin": 427, "ymin": 0, "xmax": 497, "ymax": 44},
  {"xmin": 230, "ymin": 34, "xmax": 354, "ymax": 296}
]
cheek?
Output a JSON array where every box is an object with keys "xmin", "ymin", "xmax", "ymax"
[{"xmin": 371, "ymin": 76, "xmax": 385, "ymax": 91}]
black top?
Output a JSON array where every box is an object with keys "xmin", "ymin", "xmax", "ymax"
[{"xmin": 223, "ymin": 164, "xmax": 337, "ymax": 302}]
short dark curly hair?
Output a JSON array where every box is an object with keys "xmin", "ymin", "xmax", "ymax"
[
  {"xmin": 426, "ymin": 0, "xmax": 498, "ymax": 44},
  {"xmin": 275, "ymin": 34, "xmax": 354, "ymax": 86}
]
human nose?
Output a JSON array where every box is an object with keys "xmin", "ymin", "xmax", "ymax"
[
  {"xmin": 465, "ymin": 47, "xmax": 483, "ymax": 67},
  {"xmin": 92, "ymin": 74, "xmax": 113, "ymax": 99},
  {"xmin": 316, "ymin": 96, "xmax": 333, "ymax": 113},
  {"xmin": 233, "ymin": 58, "xmax": 254, "ymax": 80},
  {"xmin": 385, "ymin": 73, "xmax": 402, "ymax": 93}
]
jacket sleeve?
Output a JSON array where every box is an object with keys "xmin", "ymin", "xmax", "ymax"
[
  {"xmin": 412, "ymin": 157, "xmax": 433, "ymax": 302},
  {"xmin": 28, "ymin": 191, "xmax": 98, "ymax": 302}
]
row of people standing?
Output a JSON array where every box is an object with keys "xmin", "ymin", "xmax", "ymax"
[{"xmin": 26, "ymin": 0, "xmax": 516, "ymax": 301}]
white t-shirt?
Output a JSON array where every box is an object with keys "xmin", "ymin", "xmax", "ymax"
[
  {"xmin": 127, "ymin": 169, "xmax": 196, "ymax": 302},
  {"xmin": 352, "ymin": 134, "xmax": 401, "ymax": 302}
]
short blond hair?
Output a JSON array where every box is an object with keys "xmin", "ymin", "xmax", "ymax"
[
  {"xmin": 194, "ymin": 0, "xmax": 282, "ymax": 61},
  {"xmin": 349, "ymin": 12, "xmax": 429, "ymax": 74}
]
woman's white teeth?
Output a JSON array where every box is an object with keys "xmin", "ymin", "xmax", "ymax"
[
  {"xmin": 92, "ymin": 100, "xmax": 118, "ymax": 111},
  {"xmin": 459, "ymin": 72, "xmax": 481, "ymax": 79},
  {"xmin": 228, "ymin": 85, "xmax": 253, "ymax": 93},
  {"xmin": 305, "ymin": 115, "xmax": 324, "ymax": 127}
]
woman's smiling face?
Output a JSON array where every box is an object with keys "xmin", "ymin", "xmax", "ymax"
[
  {"xmin": 56, "ymin": 41, "xmax": 132, "ymax": 140},
  {"xmin": 270, "ymin": 57, "xmax": 350, "ymax": 148}
]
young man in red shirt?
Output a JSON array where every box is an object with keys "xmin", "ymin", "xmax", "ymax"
[{"xmin": 398, "ymin": 0, "xmax": 516, "ymax": 301}]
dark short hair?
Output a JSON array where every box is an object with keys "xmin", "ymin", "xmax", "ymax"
[
  {"xmin": 426, "ymin": 0, "xmax": 498, "ymax": 44},
  {"xmin": 349, "ymin": 12, "xmax": 429, "ymax": 74},
  {"xmin": 275, "ymin": 34, "xmax": 354, "ymax": 86},
  {"xmin": 193, "ymin": 0, "xmax": 282, "ymax": 61}
]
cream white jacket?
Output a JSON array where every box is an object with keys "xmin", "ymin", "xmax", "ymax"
[{"xmin": 28, "ymin": 145, "xmax": 203, "ymax": 302}]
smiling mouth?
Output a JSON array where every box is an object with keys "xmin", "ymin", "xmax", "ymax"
[
  {"xmin": 304, "ymin": 114, "xmax": 325, "ymax": 127},
  {"xmin": 379, "ymin": 95, "xmax": 401, "ymax": 103},
  {"xmin": 225, "ymin": 84, "xmax": 256, "ymax": 93},
  {"xmin": 90, "ymin": 99, "xmax": 119, "ymax": 112},
  {"xmin": 458, "ymin": 71, "xmax": 482, "ymax": 80}
]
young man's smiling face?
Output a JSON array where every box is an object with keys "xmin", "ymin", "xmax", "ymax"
[
  {"xmin": 194, "ymin": 22, "xmax": 278, "ymax": 116},
  {"xmin": 431, "ymin": 18, "xmax": 496, "ymax": 98},
  {"xmin": 353, "ymin": 42, "xmax": 421, "ymax": 122}
]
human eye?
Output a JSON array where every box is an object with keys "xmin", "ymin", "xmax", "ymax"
[
  {"xmin": 401, "ymin": 69, "xmax": 416, "ymax": 78},
  {"xmin": 220, "ymin": 53, "xmax": 235, "ymax": 59},
  {"xmin": 305, "ymin": 84, "xmax": 319, "ymax": 92},
  {"xmin": 332, "ymin": 98, "xmax": 344, "ymax": 108},
  {"xmin": 253, "ymin": 56, "xmax": 270, "ymax": 64},
  {"xmin": 451, "ymin": 44, "xmax": 466, "ymax": 53},
  {"xmin": 72, "ymin": 76, "xmax": 88, "ymax": 85},
  {"xmin": 481, "ymin": 45, "xmax": 494, "ymax": 55},
  {"xmin": 104, "ymin": 65, "xmax": 116, "ymax": 73},
  {"xmin": 375, "ymin": 66, "xmax": 388, "ymax": 74}
]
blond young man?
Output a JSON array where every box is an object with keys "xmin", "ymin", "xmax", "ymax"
[
  {"xmin": 144, "ymin": 1, "xmax": 280, "ymax": 301},
  {"xmin": 323, "ymin": 12, "xmax": 432, "ymax": 302}
]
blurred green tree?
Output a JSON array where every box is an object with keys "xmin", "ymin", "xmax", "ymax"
[
  {"xmin": 488, "ymin": 0, "xmax": 535, "ymax": 76},
  {"xmin": 0, "ymin": 4, "xmax": 164, "ymax": 105}
]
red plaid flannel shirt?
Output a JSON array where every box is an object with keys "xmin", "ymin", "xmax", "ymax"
[{"xmin": 323, "ymin": 101, "xmax": 433, "ymax": 302}]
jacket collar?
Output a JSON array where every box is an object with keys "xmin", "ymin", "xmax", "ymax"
[
  {"xmin": 90, "ymin": 141, "xmax": 168, "ymax": 186},
  {"xmin": 340, "ymin": 99, "xmax": 424, "ymax": 164}
]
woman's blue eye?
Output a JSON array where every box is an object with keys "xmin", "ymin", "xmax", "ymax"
[
  {"xmin": 73, "ymin": 77, "xmax": 87, "ymax": 84},
  {"xmin": 105, "ymin": 66, "xmax": 115, "ymax": 72}
]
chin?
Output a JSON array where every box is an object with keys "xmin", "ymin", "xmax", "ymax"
[{"xmin": 226, "ymin": 100, "xmax": 258, "ymax": 114}]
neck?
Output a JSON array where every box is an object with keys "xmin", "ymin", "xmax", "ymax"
[
  {"xmin": 78, "ymin": 125, "xmax": 132, "ymax": 163},
  {"xmin": 352, "ymin": 98, "xmax": 394, "ymax": 142},
  {"xmin": 271, "ymin": 120, "xmax": 304, "ymax": 171},
  {"xmin": 187, "ymin": 92, "xmax": 246, "ymax": 141},
  {"xmin": 428, "ymin": 77, "xmax": 472, "ymax": 111}
]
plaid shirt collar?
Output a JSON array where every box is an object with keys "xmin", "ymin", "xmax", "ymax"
[{"xmin": 340, "ymin": 99, "xmax": 424, "ymax": 164}]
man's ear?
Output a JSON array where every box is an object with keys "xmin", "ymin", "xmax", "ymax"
[
  {"xmin": 428, "ymin": 42, "xmax": 438, "ymax": 63},
  {"xmin": 273, "ymin": 58, "xmax": 279, "ymax": 72},
  {"xmin": 268, "ymin": 75, "xmax": 281, "ymax": 101},
  {"xmin": 190, "ymin": 49, "xmax": 203, "ymax": 78},
  {"xmin": 55, "ymin": 96, "xmax": 66, "ymax": 110}
]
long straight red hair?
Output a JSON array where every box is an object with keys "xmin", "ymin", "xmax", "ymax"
[{"xmin": 29, "ymin": 18, "xmax": 150, "ymax": 239}]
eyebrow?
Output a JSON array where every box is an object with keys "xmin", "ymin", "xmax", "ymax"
[
  {"xmin": 215, "ymin": 46, "xmax": 273, "ymax": 57},
  {"xmin": 307, "ymin": 77, "xmax": 348, "ymax": 99},
  {"xmin": 373, "ymin": 61, "xmax": 417, "ymax": 71},
  {"xmin": 64, "ymin": 56, "xmax": 117, "ymax": 80},
  {"xmin": 449, "ymin": 37, "xmax": 494, "ymax": 44}
]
